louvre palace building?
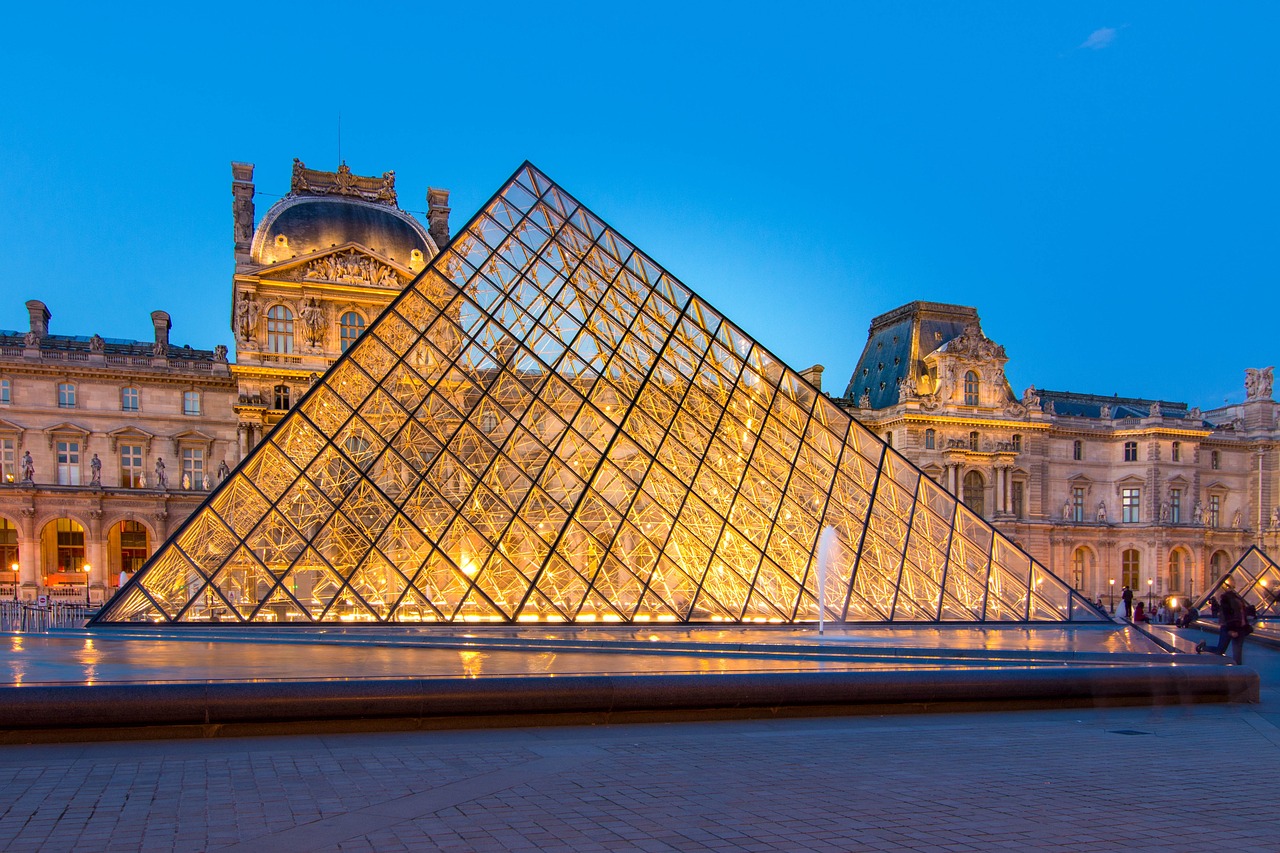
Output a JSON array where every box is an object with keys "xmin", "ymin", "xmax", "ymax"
[{"xmin": 1, "ymin": 160, "xmax": 1276, "ymax": 615}]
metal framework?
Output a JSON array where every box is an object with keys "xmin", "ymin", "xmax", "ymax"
[
  {"xmin": 93, "ymin": 164, "xmax": 1102, "ymax": 625},
  {"xmin": 1194, "ymin": 546, "xmax": 1280, "ymax": 618}
]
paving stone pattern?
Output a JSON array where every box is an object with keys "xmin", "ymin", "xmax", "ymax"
[{"xmin": 3, "ymin": 642, "xmax": 1280, "ymax": 851}]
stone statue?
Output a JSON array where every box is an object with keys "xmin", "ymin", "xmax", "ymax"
[
  {"xmin": 1099, "ymin": 403, "xmax": 1111, "ymax": 419},
  {"xmin": 152, "ymin": 339, "xmax": 167, "ymax": 358},
  {"xmin": 89, "ymin": 334, "xmax": 105, "ymax": 354},
  {"xmin": 1022, "ymin": 385, "xmax": 1040, "ymax": 408},
  {"xmin": 154, "ymin": 457, "xmax": 168, "ymax": 490},
  {"xmin": 20, "ymin": 451, "xmax": 34, "ymax": 483},
  {"xmin": 1244, "ymin": 367, "xmax": 1272, "ymax": 402},
  {"xmin": 202, "ymin": 473, "xmax": 212, "ymax": 490},
  {"xmin": 897, "ymin": 376, "xmax": 915, "ymax": 400},
  {"xmin": 90, "ymin": 453, "xmax": 102, "ymax": 486},
  {"xmin": 214, "ymin": 344, "xmax": 228, "ymax": 363},
  {"xmin": 139, "ymin": 472, "xmax": 147, "ymax": 489},
  {"xmin": 1148, "ymin": 401, "xmax": 1161, "ymax": 417},
  {"xmin": 1273, "ymin": 506, "xmax": 1280, "ymax": 528},
  {"xmin": 1044, "ymin": 400, "xmax": 1055, "ymax": 415},
  {"xmin": 23, "ymin": 331, "xmax": 38, "ymax": 348},
  {"xmin": 1062, "ymin": 497, "xmax": 1073, "ymax": 521},
  {"xmin": 858, "ymin": 390, "xmax": 871, "ymax": 409},
  {"xmin": 1232, "ymin": 510, "xmax": 1241, "ymax": 529},
  {"xmin": 1193, "ymin": 500, "xmax": 1204, "ymax": 525},
  {"xmin": 1187, "ymin": 406, "xmax": 1202, "ymax": 420},
  {"xmin": 300, "ymin": 298, "xmax": 326, "ymax": 346},
  {"xmin": 217, "ymin": 460, "xmax": 231, "ymax": 481},
  {"xmin": 181, "ymin": 473, "xmax": 191, "ymax": 490},
  {"xmin": 1160, "ymin": 499, "xmax": 1170, "ymax": 522},
  {"xmin": 1096, "ymin": 501, "xmax": 1107, "ymax": 523},
  {"xmin": 235, "ymin": 292, "xmax": 261, "ymax": 340}
]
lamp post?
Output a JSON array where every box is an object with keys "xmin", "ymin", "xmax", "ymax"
[
  {"xmin": 1147, "ymin": 577, "xmax": 1153, "ymax": 610},
  {"xmin": 83, "ymin": 563, "xmax": 91, "ymax": 606},
  {"xmin": 9, "ymin": 563, "xmax": 16, "ymax": 602},
  {"xmin": 1109, "ymin": 578, "xmax": 1115, "ymax": 613}
]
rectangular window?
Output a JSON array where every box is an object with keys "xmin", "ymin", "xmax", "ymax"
[
  {"xmin": 0, "ymin": 379, "xmax": 9, "ymax": 404},
  {"xmin": 1011, "ymin": 481, "xmax": 1024, "ymax": 518},
  {"xmin": 121, "ymin": 387, "xmax": 139, "ymax": 412},
  {"xmin": 58, "ymin": 383, "xmax": 76, "ymax": 408},
  {"xmin": 1209, "ymin": 495, "xmax": 1221, "ymax": 527},
  {"xmin": 0, "ymin": 437, "xmax": 14, "ymax": 483},
  {"xmin": 1122, "ymin": 487, "xmax": 1141, "ymax": 523},
  {"xmin": 1072, "ymin": 487, "xmax": 1085, "ymax": 522},
  {"xmin": 56, "ymin": 440, "xmax": 80, "ymax": 486},
  {"xmin": 181, "ymin": 448, "xmax": 204, "ymax": 489},
  {"xmin": 183, "ymin": 391, "xmax": 201, "ymax": 416},
  {"xmin": 1123, "ymin": 441, "xmax": 1138, "ymax": 462},
  {"xmin": 1073, "ymin": 440, "xmax": 1082, "ymax": 461},
  {"xmin": 1171, "ymin": 441, "xmax": 1180, "ymax": 462},
  {"xmin": 1170, "ymin": 489, "xmax": 1181, "ymax": 524},
  {"xmin": 120, "ymin": 444, "xmax": 144, "ymax": 488}
]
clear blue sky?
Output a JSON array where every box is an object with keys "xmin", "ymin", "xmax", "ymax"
[{"xmin": 2, "ymin": 2, "xmax": 1275, "ymax": 408}]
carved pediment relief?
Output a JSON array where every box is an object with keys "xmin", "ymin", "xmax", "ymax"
[
  {"xmin": 266, "ymin": 245, "xmax": 407, "ymax": 289},
  {"xmin": 43, "ymin": 422, "xmax": 90, "ymax": 449},
  {"xmin": 108, "ymin": 426, "xmax": 154, "ymax": 453}
]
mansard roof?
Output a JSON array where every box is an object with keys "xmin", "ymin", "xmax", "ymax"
[
  {"xmin": 844, "ymin": 302, "xmax": 982, "ymax": 408},
  {"xmin": 0, "ymin": 331, "xmax": 218, "ymax": 361},
  {"xmin": 1037, "ymin": 390, "xmax": 1196, "ymax": 422}
]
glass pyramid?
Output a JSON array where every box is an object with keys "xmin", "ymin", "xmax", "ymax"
[
  {"xmin": 1193, "ymin": 547, "xmax": 1280, "ymax": 619},
  {"xmin": 93, "ymin": 163, "xmax": 1103, "ymax": 625}
]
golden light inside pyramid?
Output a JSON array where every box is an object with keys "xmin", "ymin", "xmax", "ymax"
[
  {"xmin": 93, "ymin": 164, "xmax": 1102, "ymax": 625},
  {"xmin": 1195, "ymin": 547, "xmax": 1280, "ymax": 619}
]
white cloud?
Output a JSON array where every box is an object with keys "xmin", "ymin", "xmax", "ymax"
[{"xmin": 1079, "ymin": 27, "xmax": 1118, "ymax": 50}]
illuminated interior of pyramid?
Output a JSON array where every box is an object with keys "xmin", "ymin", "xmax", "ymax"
[
  {"xmin": 1194, "ymin": 546, "xmax": 1280, "ymax": 619},
  {"xmin": 93, "ymin": 163, "xmax": 1104, "ymax": 625}
]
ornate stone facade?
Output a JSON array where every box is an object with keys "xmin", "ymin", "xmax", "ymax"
[
  {"xmin": 0, "ymin": 302, "xmax": 237, "ymax": 602},
  {"xmin": 229, "ymin": 161, "xmax": 451, "ymax": 454},
  {"xmin": 840, "ymin": 301, "xmax": 1280, "ymax": 609}
]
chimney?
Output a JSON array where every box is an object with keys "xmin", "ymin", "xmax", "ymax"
[
  {"xmin": 427, "ymin": 187, "xmax": 451, "ymax": 250},
  {"xmin": 232, "ymin": 162, "xmax": 256, "ymax": 265},
  {"xmin": 26, "ymin": 300, "xmax": 50, "ymax": 340},
  {"xmin": 799, "ymin": 364, "xmax": 825, "ymax": 393},
  {"xmin": 151, "ymin": 310, "xmax": 171, "ymax": 350}
]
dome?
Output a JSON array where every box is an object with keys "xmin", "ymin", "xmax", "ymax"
[{"xmin": 250, "ymin": 189, "xmax": 437, "ymax": 270}]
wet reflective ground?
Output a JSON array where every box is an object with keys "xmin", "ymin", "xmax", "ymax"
[{"xmin": 2, "ymin": 623, "xmax": 1175, "ymax": 686}]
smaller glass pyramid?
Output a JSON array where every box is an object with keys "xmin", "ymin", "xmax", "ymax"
[
  {"xmin": 93, "ymin": 163, "xmax": 1103, "ymax": 626},
  {"xmin": 1193, "ymin": 547, "xmax": 1280, "ymax": 619}
]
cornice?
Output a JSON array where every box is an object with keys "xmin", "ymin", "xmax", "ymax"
[{"xmin": 0, "ymin": 361, "xmax": 235, "ymax": 388}]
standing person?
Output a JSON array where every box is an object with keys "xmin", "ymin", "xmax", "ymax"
[
  {"xmin": 1156, "ymin": 602, "xmax": 1169, "ymax": 624},
  {"xmin": 1196, "ymin": 579, "xmax": 1251, "ymax": 665},
  {"xmin": 1121, "ymin": 585, "xmax": 1134, "ymax": 619}
]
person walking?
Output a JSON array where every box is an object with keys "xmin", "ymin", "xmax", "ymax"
[
  {"xmin": 1121, "ymin": 585, "xmax": 1133, "ymax": 619},
  {"xmin": 1196, "ymin": 579, "xmax": 1251, "ymax": 665}
]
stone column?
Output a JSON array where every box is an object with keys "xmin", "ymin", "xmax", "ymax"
[
  {"xmin": 86, "ymin": 510, "xmax": 106, "ymax": 603},
  {"xmin": 17, "ymin": 509, "xmax": 39, "ymax": 601}
]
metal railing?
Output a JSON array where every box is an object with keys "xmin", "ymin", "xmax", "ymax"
[{"xmin": 0, "ymin": 601, "xmax": 95, "ymax": 632}]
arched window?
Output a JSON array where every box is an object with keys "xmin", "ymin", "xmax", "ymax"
[
  {"xmin": 924, "ymin": 428, "xmax": 935, "ymax": 450},
  {"xmin": 1121, "ymin": 548, "xmax": 1141, "ymax": 589},
  {"xmin": 339, "ymin": 312, "xmax": 365, "ymax": 353},
  {"xmin": 963, "ymin": 370, "xmax": 979, "ymax": 405},
  {"xmin": 54, "ymin": 518, "xmax": 86, "ymax": 573},
  {"xmin": 273, "ymin": 384, "xmax": 291, "ymax": 410},
  {"xmin": 963, "ymin": 470, "xmax": 985, "ymax": 517},
  {"xmin": 267, "ymin": 305, "xmax": 294, "ymax": 354},
  {"xmin": 0, "ymin": 516, "xmax": 17, "ymax": 575},
  {"xmin": 1168, "ymin": 549, "xmax": 1183, "ymax": 592},
  {"xmin": 969, "ymin": 431, "xmax": 979, "ymax": 451},
  {"xmin": 1071, "ymin": 547, "xmax": 1088, "ymax": 590},
  {"xmin": 1210, "ymin": 549, "xmax": 1229, "ymax": 580}
]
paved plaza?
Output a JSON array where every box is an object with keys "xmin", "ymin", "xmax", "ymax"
[{"xmin": 0, "ymin": 628, "xmax": 1278, "ymax": 851}]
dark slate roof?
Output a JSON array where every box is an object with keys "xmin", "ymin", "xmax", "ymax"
[
  {"xmin": 0, "ymin": 331, "xmax": 216, "ymax": 360},
  {"xmin": 1037, "ymin": 390, "xmax": 1202, "ymax": 423},
  {"xmin": 845, "ymin": 302, "xmax": 978, "ymax": 408},
  {"xmin": 252, "ymin": 196, "xmax": 432, "ymax": 266}
]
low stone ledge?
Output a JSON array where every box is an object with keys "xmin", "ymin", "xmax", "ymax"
[{"xmin": 0, "ymin": 665, "xmax": 1256, "ymax": 736}]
